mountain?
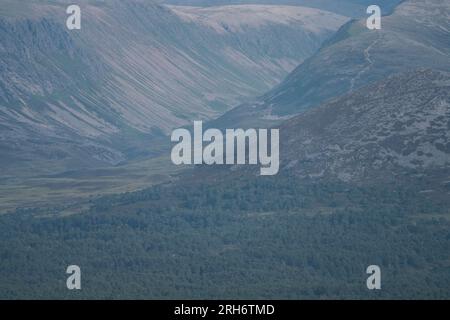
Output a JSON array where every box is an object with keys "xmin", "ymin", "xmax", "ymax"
[
  {"xmin": 1, "ymin": 0, "xmax": 449, "ymax": 301},
  {"xmin": 279, "ymin": 69, "xmax": 450, "ymax": 189},
  {"xmin": 213, "ymin": 0, "xmax": 450, "ymax": 129},
  {"xmin": 0, "ymin": 0, "xmax": 347, "ymax": 174},
  {"xmin": 2, "ymin": 71, "xmax": 449, "ymax": 299},
  {"xmin": 198, "ymin": 69, "xmax": 450, "ymax": 193},
  {"xmin": 164, "ymin": 0, "xmax": 403, "ymax": 17}
]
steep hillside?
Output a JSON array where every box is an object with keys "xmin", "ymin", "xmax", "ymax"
[
  {"xmin": 0, "ymin": 0, "xmax": 347, "ymax": 174},
  {"xmin": 213, "ymin": 0, "xmax": 450, "ymax": 129}
]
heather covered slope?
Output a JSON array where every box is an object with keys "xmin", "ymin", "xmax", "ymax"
[{"xmin": 279, "ymin": 69, "xmax": 450, "ymax": 189}]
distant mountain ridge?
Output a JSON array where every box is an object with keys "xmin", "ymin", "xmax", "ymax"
[
  {"xmin": 164, "ymin": 0, "xmax": 404, "ymax": 17},
  {"xmin": 212, "ymin": 0, "xmax": 450, "ymax": 129}
]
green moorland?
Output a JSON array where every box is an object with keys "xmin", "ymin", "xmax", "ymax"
[{"xmin": 0, "ymin": 156, "xmax": 186, "ymax": 214}]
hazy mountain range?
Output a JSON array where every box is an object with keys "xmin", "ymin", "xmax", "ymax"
[
  {"xmin": 0, "ymin": 0, "xmax": 347, "ymax": 175},
  {"xmin": 1, "ymin": 0, "xmax": 449, "ymax": 207}
]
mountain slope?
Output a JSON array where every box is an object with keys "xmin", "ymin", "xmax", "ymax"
[
  {"xmin": 0, "ymin": 0, "xmax": 347, "ymax": 173},
  {"xmin": 213, "ymin": 0, "xmax": 450, "ymax": 129},
  {"xmin": 198, "ymin": 69, "xmax": 450, "ymax": 192},
  {"xmin": 279, "ymin": 69, "xmax": 450, "ymax": 189}
]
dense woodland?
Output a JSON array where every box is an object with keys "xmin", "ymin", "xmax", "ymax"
[{"xmin": 1, "ymin": 174, "xmax": 449, "ymax": 299}]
